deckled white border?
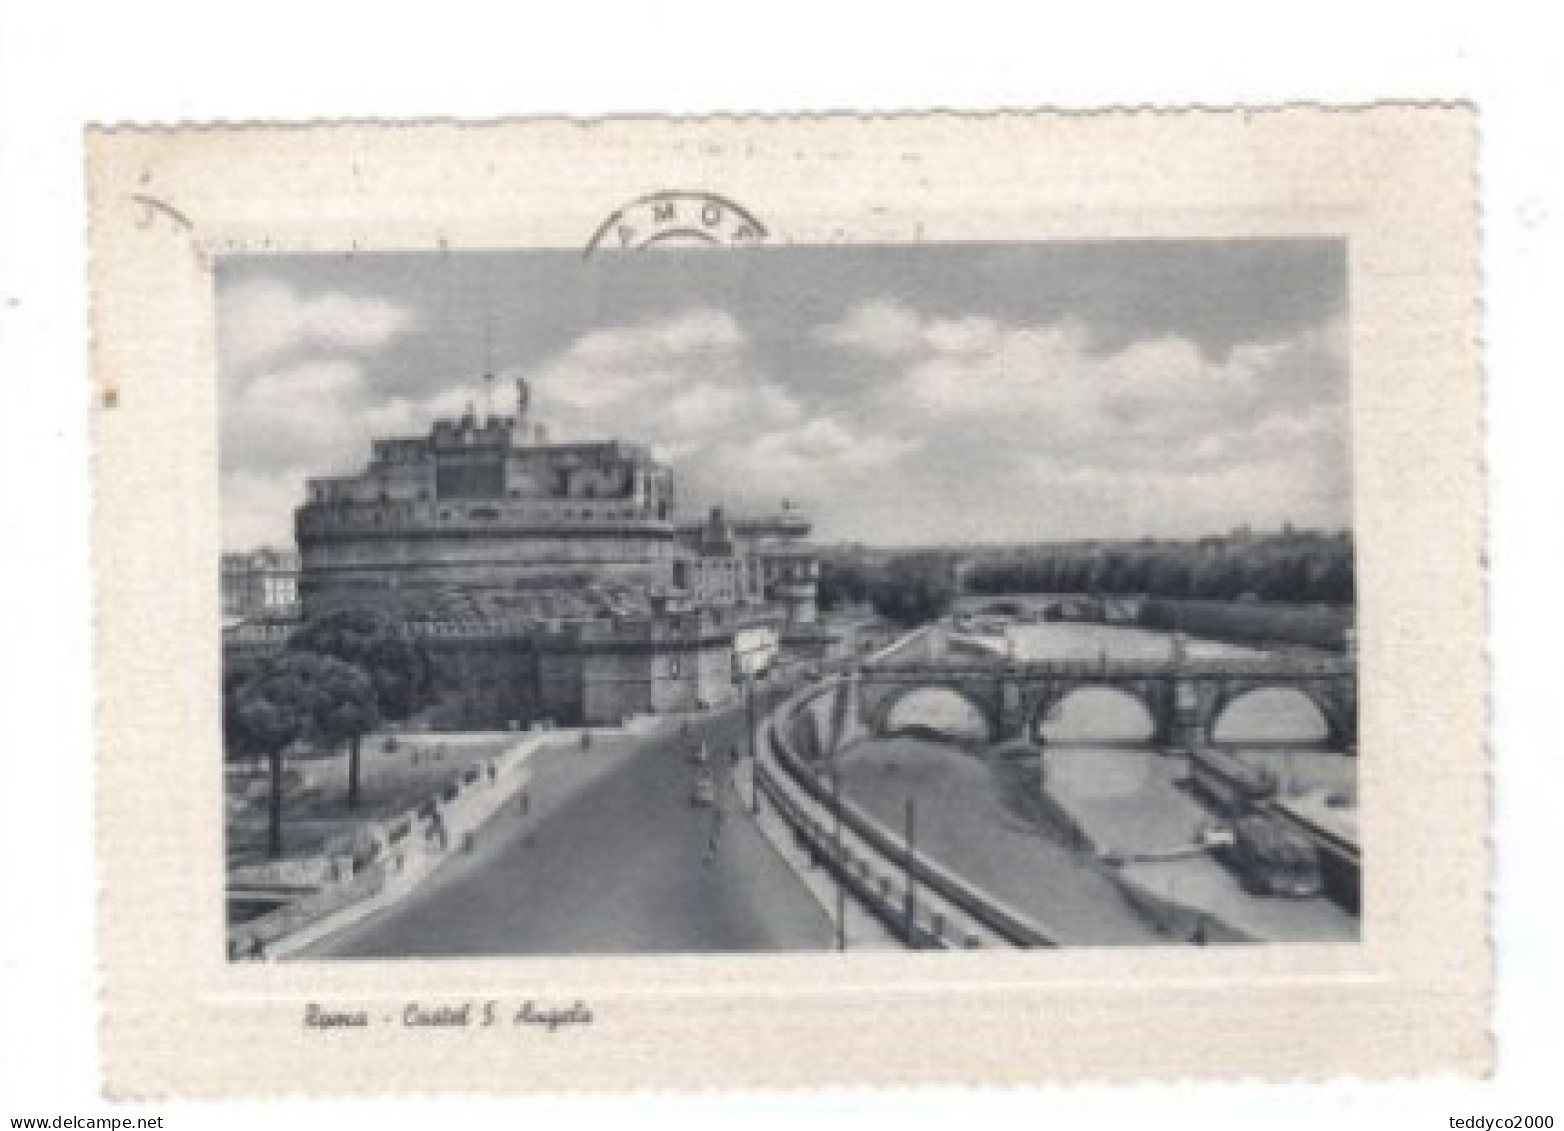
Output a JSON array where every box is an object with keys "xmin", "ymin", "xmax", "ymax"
[{"xmin": 88, "ymin": 109, "xmax": 1485, "ymax": 1097}]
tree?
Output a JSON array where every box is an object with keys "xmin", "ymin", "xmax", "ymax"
[
  {"xmin": 912, "ymin": 530, "xmax": 1356, "ymax": 607},
  {"xmin": 225, "ymin": 652, "xmax": 380, "ymax": 858},
  {"xmin": 288, "ymin": 609, "xmax": 427, "ymax": 810},
  {"xmin": 289, "ymin": 609, "xmax": 428, "ymax": 718},
  {"xmin": 1317, "ymin": 553, "xmax": 1355, "ymax": 605},
  {"xmin": 817, "ymin": 559, "xmax": 874, "ymax": 612}
]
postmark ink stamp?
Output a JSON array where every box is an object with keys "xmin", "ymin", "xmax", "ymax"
[{"xmin": 584, "ymin": 190, "xmax": 767, "ymax": 255}]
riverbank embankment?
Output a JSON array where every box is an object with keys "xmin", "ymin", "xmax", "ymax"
[{"xmin": 1040, "ymin": 746, "xmax": 1359, "ymax": 942}]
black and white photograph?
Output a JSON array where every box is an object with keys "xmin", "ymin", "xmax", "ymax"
[
  {"xmin": 219, "ymin": 238, "xmax": 1359, "ymax": 959},
  {"xmin": 0, "ymin": 3, "xmax": 1537, "ymax": 1107}
]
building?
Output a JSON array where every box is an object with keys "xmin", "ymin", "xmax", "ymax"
[
  {"xmin": 294, "ymin": 379, "xmax": 819, "ymax": 625},
  {"xmin": 673, "ymin": 507, "xmax": 765, "ymax": 609},
  {"xmin": 220, "ymin": 548, "xmax": 300, "ymax": 618},
  {"xmin": 223, "ymin": 379, "xmax": 827, "ymax": 730},
  {"xmin": 223, "ymin": 607, "xmax": 743, "ymax": 728},
  {"xmin": 295, "ymin": 379, "xmax": 679, "ymax": 616},
  {"xmin": 675, "ymin": 500, "xmax": 818, "ymax": 625},
  {"xmin": 732, "ymin": 624, "xmax": 780, "ymax": 678}
]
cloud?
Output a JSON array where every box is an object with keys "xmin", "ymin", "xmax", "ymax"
[
  {"xmin": 221, "ymin": 467, "xmax": 311, "ymax": 550},
  {"xmin": 711, "ymin": 418, "xmax": 914, "ymax": 482},
  {"xmin": 221, "ymin": 360, "xmax": 370, "ymax": 472},
  {"xmin": 218, "ymin": 278, "xmax": 414, "ymax": 373},
  {"xmin": 819, "ymin": 298, "xmax": 1344, "ymax": 453},
  {"xmin": 511, "ymin": 310, "xmax": 920, "ymax": 516},
  {"xmin": 814, "ymin": 300, "xmax": 928, "ymax": 357},
  {"xmin": 219, "ymin": 287, "xmax": 1351, "ymax": 549},
  {"xmin": 528, "ymin": 311, "xmax": 777, "ymax": 443},
  {"xmin": 528, "ymin": 310, "xmax": 747, "ymax": 410},
  {"xmin": 217, "ymin": 279, "xmax": 423, "ymax": 545},
  {"xmin": 362, "ymin": 385, "xmax": 478, "ymax": 438},
  {"xmin": 805, "ymin": 299, "xmax": 1350, "ymax": 540}
]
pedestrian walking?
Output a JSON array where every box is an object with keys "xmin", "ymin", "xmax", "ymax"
[{"xmin": 517, "ymin": 789, "xmax": 531, "ymax": 817}]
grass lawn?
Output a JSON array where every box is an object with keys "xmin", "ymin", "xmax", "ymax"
[{"xmin": 225, "ymin": 731, "xmax": 519, "ymax": 865}]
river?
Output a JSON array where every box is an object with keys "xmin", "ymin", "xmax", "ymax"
[{"xmin": 838, "ymin": 617, "xmax": 1359, "ymax": 943}]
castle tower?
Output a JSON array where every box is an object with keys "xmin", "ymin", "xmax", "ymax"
[{"xmin": 293, "ymin": 382, "xmax": 677, "ymax": 615}]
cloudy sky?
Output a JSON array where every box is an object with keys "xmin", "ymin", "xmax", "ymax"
[{"xmin": 217, "ymin": 241, "xmax": 1349, "ymax": 549}]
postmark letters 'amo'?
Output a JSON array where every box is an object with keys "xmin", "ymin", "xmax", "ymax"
[{"xmin": 584, "ymin": 191, "xmax": 767, "ymax": 255}]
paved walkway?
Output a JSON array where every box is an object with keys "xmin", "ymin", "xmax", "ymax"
[
  {"xmin": 731, "ymin": 757, "xmax": 901, "ymax": 950},
  {"xmin": 306, "ymin": 701, "xmax": 833, "ymax": 957}
]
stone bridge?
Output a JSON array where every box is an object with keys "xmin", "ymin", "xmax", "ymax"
[{"xmin": 827, "ymin": 654, "xmax": 1357, "ymax": 752}]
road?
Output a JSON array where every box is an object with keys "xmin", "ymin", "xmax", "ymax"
[{"xmin": 307, "ymin": 686, "xmax": 834, "ymax": 957}]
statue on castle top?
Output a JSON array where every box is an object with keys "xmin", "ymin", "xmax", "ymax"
[{"xmin": 515, "ymin": 376, "xmax": 530, "ymax": 421}]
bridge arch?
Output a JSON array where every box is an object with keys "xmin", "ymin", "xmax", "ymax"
[
  {"xmin": 865, "ymin": 683, "xmax": 999, "ymax": 743},
  {"xmin": 1210, "ymin": 681, "xmax": 1349, "ymax": 748},
  {"xmin": 1030, "ymin": 680, "xmax": 1164, "ymax": 745}
]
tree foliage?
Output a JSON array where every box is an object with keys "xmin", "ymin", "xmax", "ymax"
[
  {"xmin": 227, "ymin": 651, "xmax": 380, "ymax": 756},
  {"xmin": 964, "ymin": 530, "xmax": 1354, "ymax": 605},
  {"xmin": 870, "ymin": 554, "xmax": 957, "ymax": 627},
  {"xmin": 817, "ymin": 559, "xmax": 875, "ymax": 611},
  {"xmin": 287, "ymin": 608, "xmax": 429, "ymax": 720},
  {"xmin": 225, "ymin": 651, "xmax": 381, "ymax": 857}
]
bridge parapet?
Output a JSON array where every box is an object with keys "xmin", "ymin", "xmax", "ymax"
[
  {"xmin": 849, "ymin": 652, "xmax": 1357, "ymax": 750},
  {"xmin": 860, "ymin": 656, "xmax": 1354, "ymax": 680}
]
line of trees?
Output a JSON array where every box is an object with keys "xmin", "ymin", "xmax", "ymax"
[
  {"xmin": 817, "ymin": 559, "xmax": 876, "ymax": 613},
  {"xmin": 224, "ymin": 610, "xmax": 430, "ymax": 859},
  {"xmin": 964, "ymin": 531, "xmax": 1354, "ymax": 605},
  {"xmin": 819, "ymin": 555, "xmax": 957, "ymax": 627}
]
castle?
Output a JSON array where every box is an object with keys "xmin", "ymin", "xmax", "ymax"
[{"xmin": 226, "ymin": 378, "xmax": 825, "ymax": 727}]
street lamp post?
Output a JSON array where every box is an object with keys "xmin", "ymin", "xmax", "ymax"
[
  {"xmin": 831, "ymin": 763, "xmax": 846, "ymax": 950},
  {"xmin": 746, "ymin": 673, "xmax": 759, "ymax": 814},
  {"xmin": 903, "ymin": 796, "xmax": 918, "ymax": 945}
]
